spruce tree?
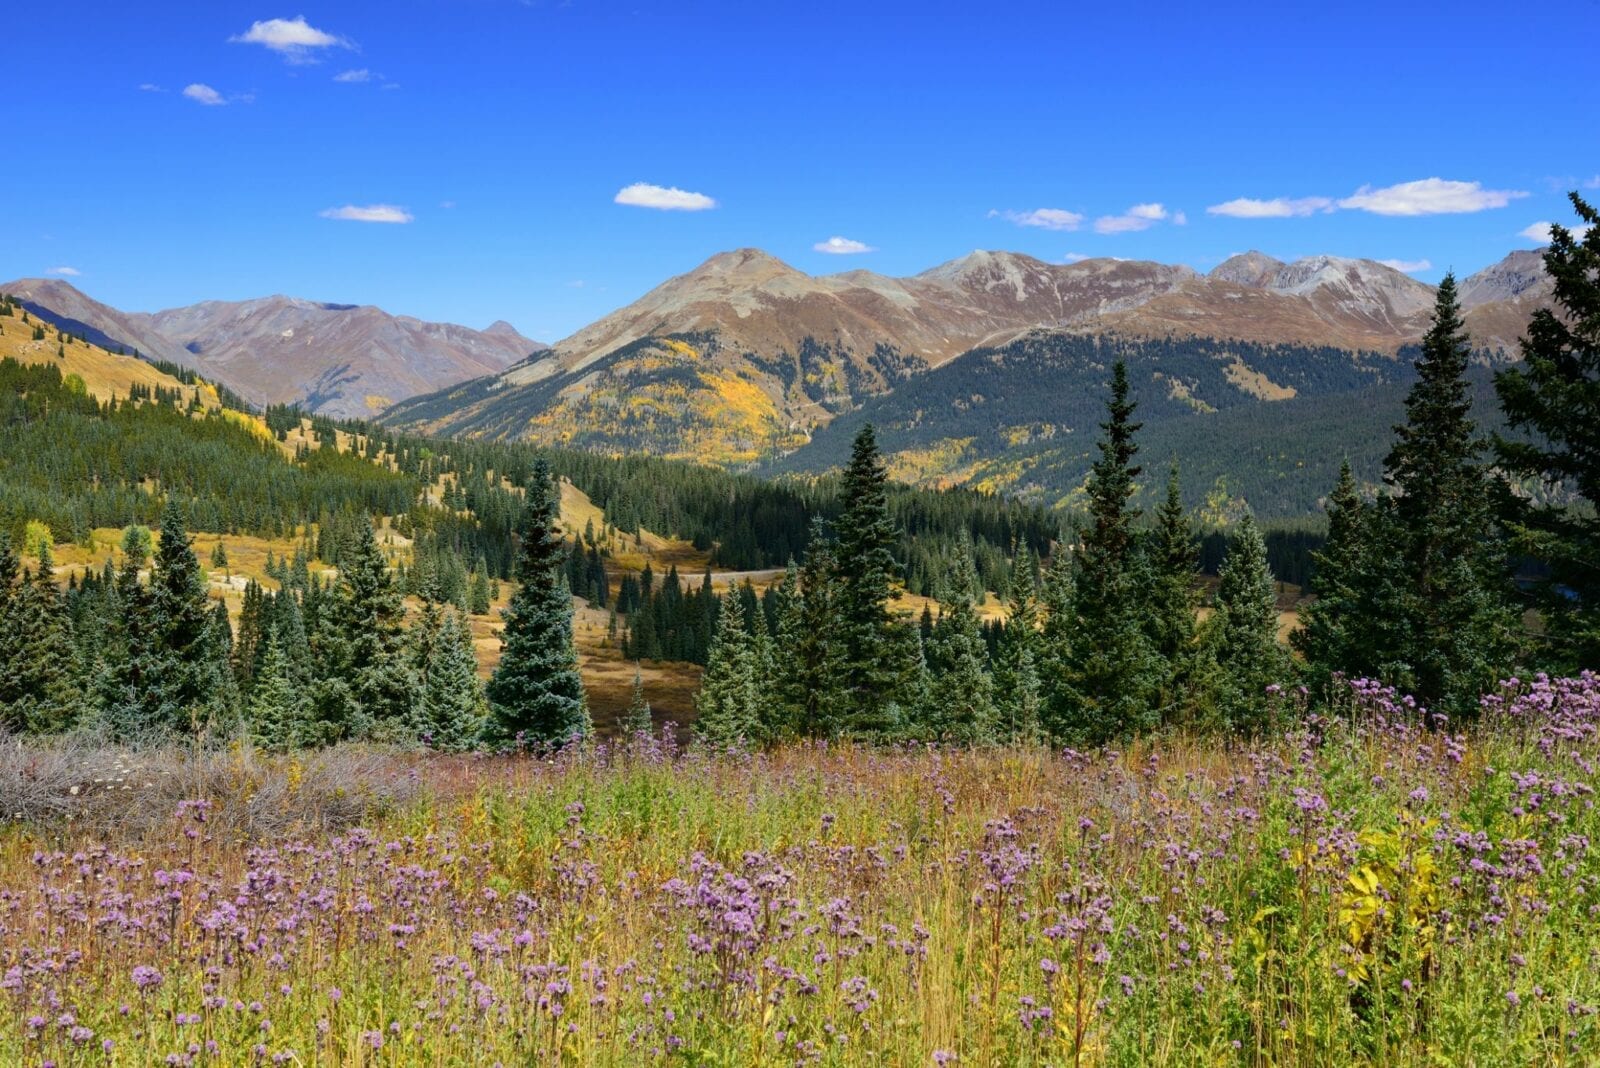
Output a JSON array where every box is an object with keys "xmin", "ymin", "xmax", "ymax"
[
  {"xmin": 993, "ymin": 546, "xmax": 1043, "ymax": 743},
  {"xmin": 0, "ymin": 538, "xmax": 80, "ymax": 733},
  {"xmin": 1380, "ymin": 275, "xmax": 1520, "ymax": 715},
  {"xmin": 766, "ymin": 560, "xmax": 806, "ymax": 738},
  {"xmin": 924, "ymin": 541, "xmax": 995, "ymax": 742},
  {"xmin": 327, "ymin": 516, "xmax": 416, "ymax": 739},
  {"xmin": 693, "ymin": 594, "xmax": 761, "ymax": 750},
  {"xmin": 832, "ymin": 425, "xmax": 906, "ymax": 737},
  {"xmin": 149, "ymin": 501, "xmax": 231, "ymax": 733},
  {"xmin": 469, "ymin": 568, "xmax": 492, "ymax": 615},
  {"xmin": 620, "ymin": 666, "xmax": 653, "ymax": 736},
  {"xmin": 486, "ymin": 462, "xmax": 589, "ymax": 745},
  {"xmin": 1045, "ymin": 361, "xmax": 1159, "ymax": 742},
  {"xmin": 1146, "ymin": 462, "xmax": 1200, "ymax": 723},
  {"xmin": 787, "ymin": 518, "xmax": 847, "ymax": 737},
  {"xmin": 1202, "ymin": 512, "xmax": 1288, "ymax": 731},
  {"xmin": 1294, "ymin": 461, "xmax": 1376, "ymax": 698},
  {"xmin": 419, "ymin": 611, "xmax": 487, "ymax": 751},
  {"xmin": 248, "ymin": 634, "xmax": 308, "ymax": 751},
  {"xmin": 1494, "ymin": 193, "xmax": 1600, "ymax": 670},
  {"xmin": 96, "ymin": 554, "xmax": 165, "ymax": 739}
]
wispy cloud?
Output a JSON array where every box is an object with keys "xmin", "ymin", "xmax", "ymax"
[
  {"xmin": 1338, "ymin": 178, "xmax": 1526, "ymax": 216},
  {"xmin": 183, "ymin": 83, "xmax": 226, "ymax": 106},
  {"xmin": 231, "ymin": 16, "xmax": 352, "ymax": 62},
  {"xmin": 1585, "ymin": 175, "xmax": 1600, "ymax": 190},
  {"xmin": 1379, "ymin": 258, "xmax": 1432, "ymax": 274},
  {"xmin": 319, "ymin": 204, "xmax": 413, "ymax": 224},
  {"xmin": 1060, "ymin": 252, "xmax": 1090, "ymax": 263},
  {"xmin": 989, "ymin": 208, "xmax": 1084, "ymax": 232},
  {"xmin": 1520, "ymin": 220, "xmax": 1594, "ymax": 243},
  {"xmin": 333, "ymin": 68, "xmax": 371, "ymax": 83},
  {"xmin": 45, "ymin": 266, "xmax": 81, "ymax": 277},
  {"xmin": 1094, "ymin": 203, "xmax": 1169, "ymax": 234},
  {"xmin": 138, "ymin": 83, "xmax": 164, "ymax": 93},
  {"xmin": 813, "ymin": 236, "xmax": 875, "ymax": 255},
  {"xmin": 1209, "ymin": 179, "xmax": 1526, "ymax": 221},
  {"xmin": 1207, "ymin": 196, "xmax": 1335, "ymax": 219},
  {"xmin": 614, "ymin": 183, "xmax": 717, "ymax": 211}
]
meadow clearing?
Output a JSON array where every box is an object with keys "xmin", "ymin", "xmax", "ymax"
[{"xmin": 1, "ymin": 673, "xmax": 1596, "ymax": 1066}]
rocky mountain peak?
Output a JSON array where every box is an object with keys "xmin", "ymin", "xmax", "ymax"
[
  {"xmin": 1209, "ymin": 251, "xmax": 1284, "ymax": 288},
  {"xmin": 1459, "ymin": 249, "xmax": 1550, "ymax": 307}
]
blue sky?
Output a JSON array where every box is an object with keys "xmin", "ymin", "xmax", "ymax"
[{"xmin": 6, "ymin": 1, "xmax": 1597, "ymax": 341}]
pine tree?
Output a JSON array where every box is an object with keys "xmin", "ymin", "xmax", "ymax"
[
  {"xmin": 96, "ymin": 554, "xmax": 165, "ymax": 739},
  {"xmin": 620, "ymin": 666, "xmax": 653, "ymax": 736},
  {"xmin": 469, "ymin": 568, "xmax": 491, "ymax": 615},
  {"xmin": 1145, "ymin": 463, "xmax": 1199, "ymax": 724},
  {"xmin": 0, "ymin": 537, "xmax": 80, "ymax": 733},
  {"xmin": 1379, "ymin": 276, "xmax": 1520, "ymax": 715},
  {"xmin": 148, "ymin": 501, "xmax": 231, "ymax": 733},
  {"xmin": 924, "ymin": 542, "xmax": 995, "ymax": 743},
  {"xmin": 765, "ymin": 560, "xmax": 805, "ymax": 738},
  {"xmin": 1494, "ymin": 193, "xmax": 1600, "ymax": 671},
  {"xmin": 1202, "ymin": 512, "xmax": 1288, "ymax": 731},
  {"xmin": 486, "ymin": 462, "xmax": 589, "ymax": 745},
  {"xmin": 1045, "ymin": 361, "xmax": 1159, "ymax": 743},
  {"xmin": 326, "ymin": 515, "xmax": 416, "ymax": 739},
  {"xmin": 993, "ymin": 546, "xmax": 1043, "ymax": 743},
  {"xmin": 694, "ymin": 594, "xmax": 761, "ymax": 751},
  {"xmin": 789, "ymin": 519, "xmax": 847, "ymax": 737},
  {"xmin": 419, "ymin": 611, "xmax": 487, "ymax": 751},
  {"xmin": 832, "ymin": 425, "xmax": 909, "ymax": 737},
  {"xmin": 1294, "ymin": 460, "xmax": 1376, "ymax": 698},
  {"xmin": 248, "ymin": 634, "xmax": 308, "ymax": 750}
]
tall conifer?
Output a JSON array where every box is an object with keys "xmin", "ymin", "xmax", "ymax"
[
  {"xmin": 1046, "ymin": 361, "xmax": 1159, "ymax": 742},
  {"xmin": 1494, "ymin": 193, "xmax": 1600, "ymax": 670},
  {"xmin": 486, "ymin": 463, "xmax": 589, "ymax": 745}
]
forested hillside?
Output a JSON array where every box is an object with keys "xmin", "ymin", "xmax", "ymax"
[{"xmin": 766, "ymin": 331, "xmax": 1505, "ymax": 520}]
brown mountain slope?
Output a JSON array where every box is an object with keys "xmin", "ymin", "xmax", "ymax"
[
  {"xmin": 149, "ymin": 296, "xmax": 542, "ymax": 418},
  {"xmin": 0, "ymin": 302, "xmax": 205, "ymax": 405},
  {"xmin": 1459, "ymin": 249, "xmax": 1555, "ymax": 354},
  {"xmin": 2, "ymin": 278, "xmax": 191, "ymax": 364},
  {"xmin": 0, "ymin": 280, "xmax": 544, "ymax": 418},
  {"xmin": 386, "ymin": 245, "xmax": 1547, "ymax": 460}
]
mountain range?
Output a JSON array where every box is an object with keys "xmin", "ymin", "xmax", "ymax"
[
  {"xmin": 0, "ymin": 279, "xmax": 542, "ymax": 419},
  {"xmin": 3, "ymin": 244, "xmax": 1556, "ymax": 516},
  {"xmin": 382, "ymin": 246, "xmax": 1549, "ymax": 464}
]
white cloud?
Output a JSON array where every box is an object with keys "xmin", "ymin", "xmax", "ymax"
[
  {"xmin": 45, "ymin": 266, "xmax": 80, "ymax": 277},
  {"xmin": 1206, "ymin": 196, "xmax": 1335, "ymax": 219},
  {"xmin": 614, "ymin": 183, "xmax": 717, "ymax": 211},
  {"xmin": 1520, "ymin": 220, "xmax": 1594, "ymax": 243},
  {"xmin": 813, "ymin": 236, "xmax": 875, "ymax": 255},
  {"xmin": 319, "ymin": 204, "xmax": 413, "ymax": 224},
  {"xmin": 1378, "ymin": 258, "xmax": 1432, "ymax": 274},
  {"xmin": 333, "ymin": 68, "xmax": 371, "ymax": 83},
  {"xmin": 138, "ymin": 83, "xmax": 164, "ymax": 93},
  {"xmin": 183, "ymin": 83, "xmax": 226, "ymax": 106},
  {"xmin": 990, "ymin": 208, "xmax": 1084, "ymax": 232},
  {"xmin": 1338, "ymin": 178, "xmax": 1526, "ymax": 216},
  {"xmin": 1094, "ymin": 202, "xmax": 1169, "ymax": 234},
  {"xmin": 1060, "ymin": 252, "xmax": 1090, "ymax": 263},
  {"xmin": 231, "ymin": 16, "xmax": 351, "ymax": 61}
]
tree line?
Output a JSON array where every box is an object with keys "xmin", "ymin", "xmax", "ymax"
[
  {"xmin": 0, "ymin": 462, "xmax": 586, "ymax": 750},
  {"xmin": 686, "ymin": 198, "xmax": 1600, "ymax": 745}
]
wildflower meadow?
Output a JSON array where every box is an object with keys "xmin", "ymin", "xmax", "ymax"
[{"xmin": 3, "ymin": 674, "xmax": 1600, "ymax": 1066}]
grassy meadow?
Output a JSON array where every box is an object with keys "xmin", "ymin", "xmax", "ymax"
[{"xmin": 2, "ymin": 674, "xmax": 1597, "ymax": 1065}]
